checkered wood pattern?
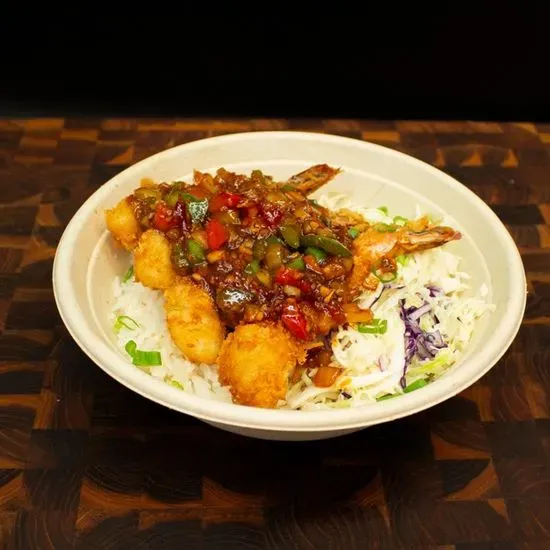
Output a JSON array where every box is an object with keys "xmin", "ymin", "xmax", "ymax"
[{"xmin": 0, "ymin": 118, "xmax": 548, "ymax": 549}]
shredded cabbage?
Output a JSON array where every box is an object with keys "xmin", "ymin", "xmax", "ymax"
[{"xmin": 284, "ymin": 193, "xmax": 495, "ymax": 411}]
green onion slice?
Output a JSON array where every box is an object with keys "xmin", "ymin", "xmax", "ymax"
[
  {"xmin": 372, "ymin": 269, "xmax": 397, "ymax": 283},
  {"xmin": 393, "ymin": 215, "xmax": 408, "ymax": 226},
  {"xmin": 114, "ymin": 315, "xmax": 140, "ymax": 333},
  {"xmin": 357, "ymin": 318, "xmax": 388, "ymax": 334},
  {"xmin": 347, "ymin": 227, "xmax": 360, "ymax": 239},
  {"xmin": 122, "ymin": 265, "xmax": 134, "ymax": 283},
  {"xmin": 378, "ymin": 206, "xmax": 389, "ymax": 215},
  {"xmin": 374, "ymin": 222, "xmax": 397, "ymax": 233},
  {"xmin": 376, "ymin": 393, "xmax": 398, "ymax": 401},
  {"xmin": 403, "ymin": 378, "xmax": 428, "ymax": 393},
  {"xmin": 396, "ymin": 254, "xmax": 410, "ymax": 266},
  {"xmin": 124, "ymin": 340, "xmax": 162, "ymax": 367}
]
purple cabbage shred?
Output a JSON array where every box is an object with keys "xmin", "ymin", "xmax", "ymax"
[{"xmin": 399, "ymin": 298, "xmax": 447, "ymax": 389}]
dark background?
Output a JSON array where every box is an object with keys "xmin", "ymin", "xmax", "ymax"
[{"xmin": 2, "ymin": 11, "xmax": 548, "ymax": 121}]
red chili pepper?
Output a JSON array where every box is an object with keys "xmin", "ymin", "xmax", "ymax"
[
  {"xmin": 258, "ymin": 202, "xmax": 283, "ymax": 227},
  {"xmin": 174, "ymin": 200, "xmax": 191, "ymax": 232},
  {"xmin": 240, "ymin": 203, "xmax": 259, "ymax": 227},
  {"xmin": 274, "ymin": 266, "xmax": 302, "ymax": 286},
  {"xmin": 206, "ymin": 219, "xmax": 229, "ymax": 250},
  {"xmin": 281, "ymin": 304, "xmax": 309, "ymax": 340},
  {"xmin": 153, "ymin": 203, "xmax": 180, "ymax": 232},
  {"xmin": 209, "ymin": 191, "xmax": 242, "ymax": 212}
]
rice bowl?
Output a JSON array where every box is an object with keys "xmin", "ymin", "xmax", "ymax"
[
  {"xmin": 53, "ymin": 131, "xmax": 526, "ymax": 440},
  {"xmin": 109, "ymin": 189, "xmax": 495, "ymax": 411}
]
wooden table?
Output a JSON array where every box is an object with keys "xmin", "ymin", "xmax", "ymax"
[{"xmin": 0, "ymin": 118, "xmax": 548, "ymax": 550}]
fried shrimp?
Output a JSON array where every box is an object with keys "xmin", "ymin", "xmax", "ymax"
[
  {"xmin": 164, "ymin": 278, "xmax": 225, "ymax": 365},
  {"xmin": 105, "ymin": 198, "xmax": 141, "ymax": 251},
  {"xmin": 133, "ymin": 229, "xmax": 177, "ymax": 290},
  {"xmin": 218, "ymin": 322, "xmax": 307, "ymax": 408},
  {"xmin": 348, "ymin": 224, "xmax": 461, "ymax": 297}
]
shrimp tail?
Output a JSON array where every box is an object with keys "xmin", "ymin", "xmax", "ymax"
[
  {"xmin": 397, "ymin": 226, "xmax": 462, "ymax": 254},
  {"xmin": 285, "ymin": 164, "xmax": 342, "ymax": 195}
]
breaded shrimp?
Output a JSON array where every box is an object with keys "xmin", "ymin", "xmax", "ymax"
[
  {"xmin": 164, "ymin": 278, "xmax": 225, "ymax": 365},
  {"xmin": 218, "ymin": 322, "xmax": 307, "ymax": 408},
  {"xmin": 133, "ymin": 229, "xmax": 177, "ymax": 290},
  {"xmin": 105, "ymin": 198, "xmax": 141, "ymax": 251},
  {"xmin": 348, "ymin": 224, "xmax": 461, "ymax": 297}
]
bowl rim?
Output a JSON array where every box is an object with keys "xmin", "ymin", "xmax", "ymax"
[{"xmin": 53, "ymin": 130, "xmax": 527, "ymax": 432}]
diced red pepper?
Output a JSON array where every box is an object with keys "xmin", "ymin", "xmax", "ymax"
[
  {"xmin": 153, "ymin": 202, "xmax": 180, "ymax": 232},
  {"xmin": 275, "ymin": 266, "xmax": 303, "ymax": 286},
  {"xmin": 258, "ymin": 202, "xmax": 283, "ymax": 227},
  {"xmin": 209, "ymin": 191, "xmax": 242, "ymax": 212},
  {"xmin": 206, "ymin": 219, "xmax": 229, "ymax": 250},
  {"xmin": 186, "ymin": 187, "xmax": 208, "ymax": 199},
  {"xmin": 281, "ymin": 304, "xmax": 309, "ymax": 340}
]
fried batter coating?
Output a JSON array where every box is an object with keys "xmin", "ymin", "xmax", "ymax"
[
  {"xmin": 164, "ymin": 278, "xmax": 225, "ymax": 365},
  {"xmin": 133, "ymin": 229, "xmax": 177, "ymax": 290},
  {"xmin": 218, "ymin": 322, "xmax": 307, "ymax": 408},
  {"xmin": 105, "ymin": 198, "xmax": 141, "ymax": 251}
]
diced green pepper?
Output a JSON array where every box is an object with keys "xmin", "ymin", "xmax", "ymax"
[
  {"xmin": 266, "ymin": 234, "xmax": 284, "ymax": 245},
  {"xmin": 300, "ymin": 235, "xmax": 352, "ymax": 257},
  {"xmin": 165, "ymin": 190, "xmax": 180, "ymax": 207},
  {"xmin": 244, "ymin": 259, "xmax": 260, "ymax": 275},
  {"xmin": 187, "ymin": 239, "xmax": 206, "ymax": 264},
  {"xmin": 253, "ymin": 239, "xmax": 268, "ymax": 261},
  {"xmin": 279, "ymin": 224, "xmax": 301, "ymax": 249},
  {"xmin": 304, "ymin": 246, "xmax": 327, "ymax": 262},
  {"xmin": 287, "ymin": 256, "xmax": 305, "ymax": 271},
  {"xmin": 264, "ymin": 243, "xmax": 288, "ymax": 270},
  {"xmin": 347, "ymin": 227, "xmax": 360, "ymax": 239},
  {"xmin": 256, "ymin": 269, "xmax": 272, "ymax": 287}
]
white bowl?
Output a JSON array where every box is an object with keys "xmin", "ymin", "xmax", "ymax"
[{"xmin": 53, "ymin": 131, "xmax": 526, "ymax": 441}]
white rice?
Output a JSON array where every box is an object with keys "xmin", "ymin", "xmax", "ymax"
[
  {"xmin": 110, "ymin": 192, "xmax": 495, "ymax": 410},
  {"xmin": 111, "ymin": 276, "xmax": 232, "ymax": 403}
]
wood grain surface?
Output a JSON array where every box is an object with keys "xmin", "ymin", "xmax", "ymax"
[{"xmin": 0, "ymin": 118, "xmax": 548, "ymax": 550}]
